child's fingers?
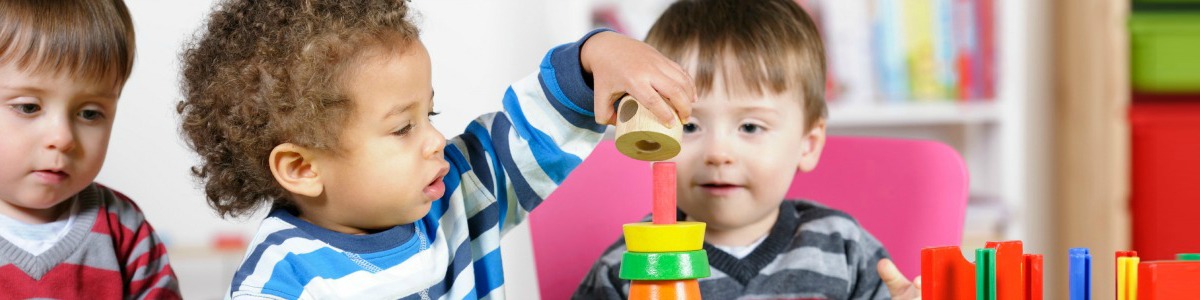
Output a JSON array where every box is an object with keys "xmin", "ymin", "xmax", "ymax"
[
  {"xmin": 628, "ymin": 83, "xmax": 676, "ymax": 127},
  {"xmin": 665, "ymin": 61, "xmax": 697, "ymax": 103},
  {"xmin": 877, "ymin": 259, "xmax": 911, "ymax": 289},
  {"xmin": 593, "ymin": 90, "xmax": 618, "ymax": 125},
  {"xmin": 652, "ymin": 79, "xmax": 692, "ymax": 122}
]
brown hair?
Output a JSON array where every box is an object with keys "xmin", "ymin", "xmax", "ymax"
[
  {"xmin": 177, "ymin": 0, "xmax": 419, "ymax": 218},
  {"xmin": 0, "ymin": 0, "xmax": 136, "ymax": 89},
  {"xmin": 646, "ymin": 0, "xmax": 827, "ymax": 130}
]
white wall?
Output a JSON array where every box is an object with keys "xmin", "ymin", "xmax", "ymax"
[{"xmin": 103, "ymin": 1, "xmax": 590, "ymax": 298}]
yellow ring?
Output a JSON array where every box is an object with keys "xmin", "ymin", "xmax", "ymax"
[{"xmin": 623, "ymin": 221, "xmax": 706, "ymax": 252}]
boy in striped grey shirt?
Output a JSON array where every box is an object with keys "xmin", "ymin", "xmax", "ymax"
[{"xmin": 574, "ymin": 0, "xmax": 921, "ymax": 299}]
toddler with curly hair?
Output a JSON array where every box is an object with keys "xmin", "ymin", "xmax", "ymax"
[{"xmin": 177, "ymin": 0, "xmax": 694, "ymax": 298}]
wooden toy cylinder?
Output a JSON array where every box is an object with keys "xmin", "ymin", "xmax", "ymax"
[
  {"xmin": 653, "ymin": 162, "xmax": 677, "ymax": 224},
  {"xmin": 615, "ymin": 95, "xmax": 682, "ymax": 161},
  {"xmin": 629, "ymin": 279, "xmax": 701, "ymax": 300}
]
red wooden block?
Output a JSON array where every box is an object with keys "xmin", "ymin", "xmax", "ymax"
[
  {"xmin": 1138, "ymin": 261, "xmax": 1200, "ymax": 300},
  {"xmin": 652, "ymin": 162, "xmax": 676, "ymax": 225},
  {"xmin": 922, "ymin": 241, "xmax": 1029, "ymax": 300},
  {"xmin": 1025, "ymin": 254, "xmax": 1043, "ymax": 300},
  {"xmin": 922, "ymin": 246, "xmax": 976, "ymax": 300},
  {"xmin": 985, "ymin": 241, "xmax": 1026, "ymax": 300}
]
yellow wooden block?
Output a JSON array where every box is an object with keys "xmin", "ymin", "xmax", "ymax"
[
  {"xmin": 1118, "ymin": 256, "xmax": 1141, "ymax": 300},
  {"xmin": 623, "ymin": 221, "xmax": 705, "ymax": 252},
  {"xmin": 1127, "ymin": 256, "xmax": 1139, "ymax": 300},
  {"xmin": 1118, "ymin": 256, "xmax": 1128, "ymax": 300}
]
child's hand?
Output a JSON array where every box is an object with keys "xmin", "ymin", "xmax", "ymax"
[
  {"xmin": 580, "ymin": 31, "xmax": 696, "ymax": 126},
  {"xmin": 878, "ymin": 259, "xmax": 922, "ymax": 299}
]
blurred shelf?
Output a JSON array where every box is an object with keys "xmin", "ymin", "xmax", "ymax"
[{"xmin": 827, "ymin": 101, "xmax": 1000, "ymax": 127}]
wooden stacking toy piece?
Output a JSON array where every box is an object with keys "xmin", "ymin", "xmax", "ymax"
[
  {"xmin": 921, "ymin": 243, "xmax": 1200, "ymax": 300},
  {"xmin": 620, "ymin": 162, "xmax": 708, "ymax": 300},
  {"xmin": 1138, "ymin": 260, "xmax": 1200, "ymax": 299},
  {"xmin": 921, "ymin": 241, "xmax": 1034, "ymax": 300},
  {"xmin": 614, "ymin": 95, "xmax": 682, "ymax": 161},
  {"xmin": 1069, "ymin": 248, "xmax": 1092, "ymax": 300},
  {"xmin": 1117, "ymin": 251, "xmax": 1139, "ymax": 300}
]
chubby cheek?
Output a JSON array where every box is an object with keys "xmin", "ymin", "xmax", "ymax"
[{"xmin": 75, "ymin": 128, "xmax": 112, "ymax": 174}]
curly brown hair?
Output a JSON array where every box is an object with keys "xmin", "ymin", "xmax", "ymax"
[{"xmin": 178, "ymin": 0, "xmax": 419, "ymax": 218}]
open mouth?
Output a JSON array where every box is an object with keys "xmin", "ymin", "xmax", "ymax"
[{"xmin": 423, "ymin": 167, "xmax": 450, "ymax": 200}]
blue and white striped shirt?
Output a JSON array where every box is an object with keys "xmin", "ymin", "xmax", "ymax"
[{"xmin": 229, "ymin": 30, "xmax": 609, "ymax": 300}]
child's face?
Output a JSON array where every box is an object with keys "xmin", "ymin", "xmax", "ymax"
[
  {"xmin": 0, "ymin": 64, "xmax": 118, "ymax": 223},
  {"xmin": 672, "ymin": 73, "xmax": 814, "ymax": 233},
  {"xmin": 312, "ymin": 41, "xmax": 449, "ymax": 232}
]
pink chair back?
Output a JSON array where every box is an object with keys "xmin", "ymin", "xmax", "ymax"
[
  {"xmin": 786, "ymin": 136, "xmax": 968, "ymax": 279},
  {"xmin": 528, "ymin": 136, "xmax": 968, "ymax": 299}
]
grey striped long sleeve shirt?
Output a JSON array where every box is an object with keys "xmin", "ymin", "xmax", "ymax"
[{"xmin": 573, "ymin": 200, "xmax": 892, "ymax": 300}]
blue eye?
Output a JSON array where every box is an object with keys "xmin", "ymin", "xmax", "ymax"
[
  {"xmin": 740, "ymin": 123, "xmax": 761, "ymax": 134},
  {"xmin": 11, "ymin": 103, "xmax": 40, "ymax": 115},
  {"xmin": 682, "ymin": 122, "xmax": 698, "ymax": 133},
  {"xmin": 78, "ymin": 109, "xmax": 105, "ymax": 121}
]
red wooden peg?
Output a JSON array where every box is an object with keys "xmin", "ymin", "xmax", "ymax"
[{"xmin": 652, "ymin": 162, "xmax": 676, "ymax": 225}]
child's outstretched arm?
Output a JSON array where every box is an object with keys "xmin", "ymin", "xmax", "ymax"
[
  {"xmin": 878, "ymin": 259, "xmax": 922, "ymax": 299},
  {"xmin": 437, "ymin": 29, "xmax": 693, "ymax": 235}
]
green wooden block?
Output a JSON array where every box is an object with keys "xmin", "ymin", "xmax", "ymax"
[
  {"xmin": 619, "ymin": 250, "xmax": 710, "ymax": 280},
  {"xmin": 1177, "ymin": 253, "xmax": 1200, "ymax": 261},
  {"xmin": 976, "ymin": 248, "xmax": 997, "ymax": 300}
]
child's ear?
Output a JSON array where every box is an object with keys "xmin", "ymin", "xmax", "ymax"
[
  {"xmin": 269, "ymin": 143, "xmax": 324, "ymax": 198},
  {"xmin": 797, "ymin": 119, "xmax": 827, "ymax": 172}
]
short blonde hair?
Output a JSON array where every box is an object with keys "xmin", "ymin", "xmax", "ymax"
[
  {"xmin": 0, "ymin": 0, "xmax": 136, "ymax": 89},
  {"xmin": 646, "ymin": 0, "xmax": 827, "ymax": 130}
]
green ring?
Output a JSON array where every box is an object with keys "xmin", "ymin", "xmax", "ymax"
[{"xmin": 619, "ymin": 250, "xmax": 710, "ymax": 280}]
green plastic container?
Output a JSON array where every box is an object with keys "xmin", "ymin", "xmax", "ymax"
[{"xmin": 1130, "ymin": 12, "xmax": 1200, "ymax": 93}]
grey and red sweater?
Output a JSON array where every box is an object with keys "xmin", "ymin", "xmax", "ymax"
[{"xmin": 0, "ymin": 183, "xmax": 180, "ymax": 299}]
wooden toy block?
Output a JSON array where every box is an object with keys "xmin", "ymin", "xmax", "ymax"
[
  {"xmin": 652, "ymin": 162, "xmax": 676, "ymax": 224},
  {"xmin": 629, "ymin": 279, "xmax": 701, "ymax": 300},
  {"xmin": 1176, "ymin": 253, "xmax": 1200, "ymax": 261},
  {"xmin": 1138, "ymin": 260, "xmax": 1200, "ymax": 300},
  {"xmin": 623, "ymin": 222, "xmax": 706, "ymax": 252},
  {"xmin": 614, "ymin": 95, "xmax": 682, "ymax": 161},
  {"xmin": 977, "ymin": 248, "xmax": 997, "ymax": 300},
  {"xmin": 922, "ymin": 246, "xmax": 976, "ymax": 300},
  {"xmin": 922, "ymin": 241, "xmax": 1028, "ymax": 300},
  {"xmin": 1070, "ymin": 248, "xmax": 1092, "ymax": 300},
  {"xmin": 619, "ymin": 250, "xmax": 711, "ymax": 280},
  {"xmin": 1128, "ymin": 256, "xmax": 1139, "ymax": 300},
  {"xmin": 1025, "ymin": 254, "xmax": 1043, "ymax": 300},
  {"xmin": 984, "ymin": 241, "xmax": 1026, "ymax": 300},
  {"xmin": 1118, "ymin": 256, "xmax": 1140, "ymax": 300},
  {"xmin": 1117, "ymin": 251, "xmax": 1138, "ymax": 300}
]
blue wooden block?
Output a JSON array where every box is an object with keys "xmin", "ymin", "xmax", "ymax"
[{"xmin": 1069, "ymin": 248, "xmax": 1091, "ymax": 300}]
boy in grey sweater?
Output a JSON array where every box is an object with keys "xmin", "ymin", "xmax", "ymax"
[{"xmin": 573, "ymin": 0, "xmax": 922, "ymax": 299}]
